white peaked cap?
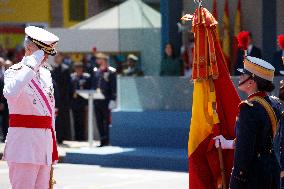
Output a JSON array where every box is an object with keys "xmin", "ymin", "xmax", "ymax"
[{"xmin": 25, "ymin": 26, "xmax": 59, "ymax": 45}]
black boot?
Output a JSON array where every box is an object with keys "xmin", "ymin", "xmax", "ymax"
[{"xmin": 98, "ymin": 138, "xmax": 109, "ymax": 147}]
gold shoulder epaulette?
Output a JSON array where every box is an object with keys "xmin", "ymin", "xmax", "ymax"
[{"xmin": 238, "ymin": 100, "xmax": 254, "ymax": 108}]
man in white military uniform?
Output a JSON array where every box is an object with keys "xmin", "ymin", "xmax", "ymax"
[{"xmin": 2, "ymin": 26, "xmax": 59, "ymax": 189}]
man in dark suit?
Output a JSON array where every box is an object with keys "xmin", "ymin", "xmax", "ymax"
[
  {"xmin": 70, "ymin": 62, "xmax": 91, "ymax": 141},
  {"xmin": 51, "ymin": 53, "xmax": 72, "ymax": 144},
  {"xmin": 272, "ymin": 50, "xmax": 284, "ymax": 76},
  {"xmin": 91, "ymin": 53, "xmax": 117, "ymax": 147},
  {"xmin": 234, "ymin": 33, "xmax": 262, "ymax": 75}
]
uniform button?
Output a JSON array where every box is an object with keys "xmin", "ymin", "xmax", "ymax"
[
  {"xmin": 269, "ymin": 149, "xmax": 272, "ymax": 154},
  {"xmin": 239, "ymin": 171, "xmax": 243, "ymax": 175},
  {"xmin": 257, "ymin": 153, "xmax": 261, "ymax": 158}
]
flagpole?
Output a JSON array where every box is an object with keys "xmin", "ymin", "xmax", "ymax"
[
  {"xmin": 209, "ymin": 78, "xmax": 227, "ymax": 189},
  {"xmin": 218, "ymin": 145, "xmax": 227, "ymax": 189},
  {"xmin": 194, "ymin": 0, "xmax": 203, "ymax": 7}
]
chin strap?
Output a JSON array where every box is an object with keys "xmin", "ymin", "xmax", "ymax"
[{"xmin": 238, "ymin": 75, "xmax": 252, "ymax": 87}]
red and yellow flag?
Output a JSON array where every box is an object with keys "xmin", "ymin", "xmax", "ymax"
[
  {"xmin": 233, "ymin": 0, "xmax": 242, "ymax": 71},
  {"xmin": 188, "ymin": 7, "xmax": 240, "ymax": 189},
  {"xmin": 222, "ymin": 0, "xmax": 230, "ymax": 69}
]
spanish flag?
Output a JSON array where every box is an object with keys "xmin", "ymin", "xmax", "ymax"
[
  {"xmin": 188, "ymin": 7, "xmax": 240, "ymax": 189},
  {"xmin": 222, "ymin": 0, "xmax": 231, "ymax": 69}
]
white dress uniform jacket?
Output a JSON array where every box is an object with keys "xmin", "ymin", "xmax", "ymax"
[{"xmin": 2, "ymin": 54, "xmax": 55, "ymax": 166}]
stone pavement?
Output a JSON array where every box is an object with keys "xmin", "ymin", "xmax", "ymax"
[
  {"xmin": 0, "ymin": 141, "xmax": 188, "ymax": 188},
  {"xmin": 0, "ymin": 154, "xmax": 188, "ymax": 189}
]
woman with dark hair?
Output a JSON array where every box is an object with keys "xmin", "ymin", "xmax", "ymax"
[
  {"xmin": 214, "ymin": 56, "xmax": 282, "ymax": 189},
  {"xmin": 160, "ymin": 43, "xmax": 182, "ymax": 76}
]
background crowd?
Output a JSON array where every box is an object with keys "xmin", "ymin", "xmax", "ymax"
[{"xmin": 0, "ymin": 29, "xmax": 284, "ymax": 144}]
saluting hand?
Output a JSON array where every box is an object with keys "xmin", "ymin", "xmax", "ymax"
[{"xmin": 24, "ymin": 50, "xmax": 45, "ymax": 72}]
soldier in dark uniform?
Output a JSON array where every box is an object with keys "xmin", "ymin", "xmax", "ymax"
[
  {"xmin": 122, "ymin": 54, "xmax": 143, "ymax": 76},
  {"xmin": 276, "ymin": 81, "xmax": 284, "ymax": 188},
  {"xmin": 91, "ymin": 53, "xmax": 116, "ymax": 147},
  {"xmin": 0, "ymin": 70, "xmax": 8, "ymax": 142},
  {"xmin": 234, "ymin": 33, "xmax": 262, "ymax": 75},
  {"xmin": 51, "ymin": 53, "xmax": 72, "ymax": 143},
  {"xmin": 275, "ymin": 123, "xmax": 284, "ymax": 188},
  {"xmin": 214, "ymin": 56, "xmax": 282, "ymax": 189},
  {"xmin": 71, "ymin": 62, "xmax": 91, "ymax": 141},
  {"xmin": 0, "ymin": 59, "xmax": 12, "ymax": 142}
]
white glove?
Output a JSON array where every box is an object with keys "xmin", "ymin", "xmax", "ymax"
[
  {"xmin": 31, "ymin": 50, "xmax": 45, "ymax": 63},
  {"xmin": 25, "ymin": 50, "xmax": 45, "ymax": 71},
  {"xmin": 108, "ymin": 100, "xmax": 117, "ymax": 110},
  {"xmin": 213, "ymin": 135, "xmax": 234, "ymax": 149}
]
